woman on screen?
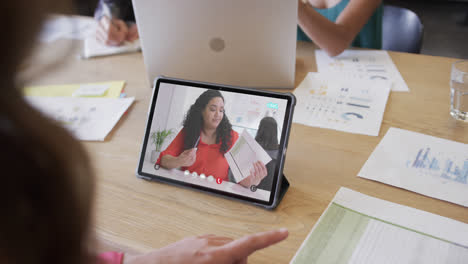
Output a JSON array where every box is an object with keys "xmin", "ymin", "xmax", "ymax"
[{"xmin": 157, "ymin": 90, "xmax": 267, "ymax": 187}]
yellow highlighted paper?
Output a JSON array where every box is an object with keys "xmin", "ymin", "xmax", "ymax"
[{"xmin": 24, "ymin": 81, "xmax": 125, "ymax": 98}]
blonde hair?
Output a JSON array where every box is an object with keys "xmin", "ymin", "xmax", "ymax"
[{"xmin": 0, "ymin": 0, "xmax": 96, "ymax": 263}]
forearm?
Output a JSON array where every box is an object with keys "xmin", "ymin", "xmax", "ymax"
[
  {"xmin": 160, "ymin": 155, "xmax": 181, "ymax": 170},
  {"xmin": 298, "ymin": 2, "xmax": 354, "ymax": 56}
]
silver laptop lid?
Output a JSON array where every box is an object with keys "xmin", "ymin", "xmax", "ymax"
[{"xmin": 133, "ymin": 0, "xmax": 297, "ymax": 89}]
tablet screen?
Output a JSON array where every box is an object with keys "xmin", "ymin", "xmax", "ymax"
[{"xmin": 138, "ymin": 78, "xmax": 293, "ymax": 206}]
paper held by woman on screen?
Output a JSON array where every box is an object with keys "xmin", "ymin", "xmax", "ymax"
[{"xmin": 225, "ymin": 130, "xmax": 272, "ymax": 183}]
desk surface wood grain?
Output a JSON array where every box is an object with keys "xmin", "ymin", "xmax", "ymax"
[{"xmin": 25, "ymin": 40, "xmax": 468, "ymax": 263}]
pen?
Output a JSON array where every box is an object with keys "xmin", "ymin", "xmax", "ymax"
[{"xmin": 193, "ymin": 136, "xmax": 200, "ymax": 151}]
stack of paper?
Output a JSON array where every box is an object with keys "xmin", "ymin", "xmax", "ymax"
[
  {"xmin": 291, "ymin": 188, "xmax": 468, "ymax": 264},
  {"xmin": 293, "ymin": 72, "xmax": 391, "ymax": 136},
  {"xmin": 24, "ymin": 81, "xmax": 133, "ymax": 141},
  {"xmin": 315, "ymin": 50, "xmax": 409, "ymax": 92},
  {"xmin": 358, "ymin": 127, "xmax": 468, "ymax": 207}
]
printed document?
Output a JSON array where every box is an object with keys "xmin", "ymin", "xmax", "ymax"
[
  {"xmin": 26, "ymin": 97, "xmax": 134, "ymax": 141},
  {"xmin": 225, "ymin": 130, "xmax": 272, "ymax": 183},
  {"xmin": 291, "ymin": 187, "xmax": 468, "ymax": 264},
  {"xmin": 315, "ymin": 50, "xmax": 409, "ymax": 92},
  {"xmin": 293, "ymin": 72, "xmax": 391, "ymax": 136},
  {"xmin": 83, "ymin": 37, "xmax": 141, "ymax": 59},
  {"xmin": 358, "ymin": 127, "xmax": 468, "ymax": 207}
]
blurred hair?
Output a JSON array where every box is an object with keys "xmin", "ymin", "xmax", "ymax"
[
  {"xmin": 255, "ymin": 117, "xmax": 279, "ymax": 150},
  {"xmin": 0, "ymin": 0, "xmax": 98, "ymax": 263},
  {"xmin": 182, "ymin": 90, "xmax": 233, "ymax": 153}
]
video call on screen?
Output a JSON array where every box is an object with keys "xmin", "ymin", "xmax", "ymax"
[{"xmin": 142, "ymin": 82, "xmax": 288, "ymax": 202}]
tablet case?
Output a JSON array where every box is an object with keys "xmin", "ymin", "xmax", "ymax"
[{"xmin": 137, "ymin": 76, "xmax": 295, "ymax": 209}]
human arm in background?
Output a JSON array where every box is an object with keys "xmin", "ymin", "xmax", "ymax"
[
  {"xmin": 94, "ymin": 0, "xmax": 138, "ymax": 46},
  {"xmin": 122, "ymin": 229, "xmax": 288, "ymax": 264},
  {"xmin": 298, "ymin": 0, "xmax": 381, "ymax": 56}
]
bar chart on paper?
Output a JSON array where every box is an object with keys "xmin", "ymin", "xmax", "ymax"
[
  {"xmin": 407, "ymin": 147, "xmax": 468, "ymax": 185},
  {"xmin": 359, "ymin": 127, "xmax": 468, "ymax": 207},
  {"xmin": 290, "ymin": 188, "xmax": 468, "ymax": 264}
]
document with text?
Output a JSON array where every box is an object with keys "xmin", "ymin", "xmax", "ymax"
[
  {"xmin": 26, "ymin": 96, "xmax": 134, "ymax": 141},
  {"xmin": 293, "ymin": 72, "xmax": 391, "ymax": 136},
  {"xmin": 291, "ymin": 187, "xmax": 468, "ymax": 264},
  {"xmin": 315, "ymin": 50, "xmax": 409, "ymax": 92}
]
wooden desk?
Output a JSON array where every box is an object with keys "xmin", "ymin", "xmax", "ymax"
[{"xmin": 27, "ymin": 40, "xmax": 468, "ymax": 263}]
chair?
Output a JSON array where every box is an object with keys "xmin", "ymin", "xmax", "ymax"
[{"xmin": 382, "ymin": 5, "xmax": 424, "ymax": 54}]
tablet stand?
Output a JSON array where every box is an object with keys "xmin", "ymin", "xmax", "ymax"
[{"xmin": 277, "ymin": 174, "xmax": 290, "ymax": 204}]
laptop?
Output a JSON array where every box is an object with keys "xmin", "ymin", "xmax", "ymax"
[{"xmin": 132, "ymin": 0, "xmax": 298, "ymax": 89}]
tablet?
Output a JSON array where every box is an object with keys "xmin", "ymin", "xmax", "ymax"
[{"xmin": 136, "ymin": 77, "xmax": 295, "ymax": 209}]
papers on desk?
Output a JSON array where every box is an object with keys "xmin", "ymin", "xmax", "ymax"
[
  {"xmin": 39, "ymin": 15, "xmax": 141, "ymax": 58},
  {"xmin": 82, "ymin": 37, "xmax": 141, "ymax": 59},
  {"xmin": 24, "ymin": 81, "xmax": 125, "ymax": 98},
  {"xmin": 293, "ymin": 72, "xmax": 391, "ymax": 136},
  {"xmin": 358, "ymin": 127, "xmax": 468, "ymax": 207},
  {"xmin": 291, "ymin": 187, "xmax": 468, "ymax": 264},
  {"xmin": 315, "ymin": 50, "xmax": 409, "ymax": 92},
  {"xmin": 40, "ymin": 15, "xmax": 95, "ymax": 43},
  {"xmin": 26, "ymin": 96, "xmax": 134, "ymax": 141},
  {"xmin": 225, "ymin": 130, "xmax": 272, "ymax": 183}
]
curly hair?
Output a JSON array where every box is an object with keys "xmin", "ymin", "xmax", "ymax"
[{"xmin": 182, "ymin": 90, "xmax": 233, "ymax": 153}]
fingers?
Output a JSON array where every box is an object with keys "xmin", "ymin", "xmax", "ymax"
[
  {"xmin": 96, "ymin": 17, "xmax": 128, "ymax": 46},
  {"xmin": 256, "ymin": 161, "xmax": 267, "ymax": 179},
  {"xmin": 126, "ymin": 24, "xmax": 139, "ymax": 42},
  {"xmin": 253, "ymin": 162, "xmax": 261, "ymax": 182},
  {"xmin": 187, "ymin": 148, "xmax": 197, "ymax": 164},
  {"xmin": 238, "ymin": 177, "xmax": 251, "ymax": 188},
  {"xmin": 252, "ymin": 161, "xmax": 267, "ymax": 185},
  {"xmin": 221, "ymin": 229, "xmax": 289, "ymax": 260},
  {"xmin": 197, "ymin": 234, "xmax": 234, "ymax": 246},
  {"xmin": 114, "ymin": 19, "xmax": 129, "ymax": 37},
  {"xmin": 179, "ymin": 148, "xmax": 197, "ymax": 166}
]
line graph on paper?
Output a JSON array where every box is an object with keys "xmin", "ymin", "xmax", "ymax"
[{"xmin": 406, "ymin": 147, "xmax": 468, "ymax": 185}]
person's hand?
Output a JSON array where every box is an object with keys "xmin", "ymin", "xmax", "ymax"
[
  {"xmin": 239, "ymin": 161, "xmax": 268, "ymax": 188},
  {"xmin": 126, "ymin": 23, "xmax": 139, "ymax": 42},
  {"xmin": 177, "ymin": 148, "xmax": 197, "ymax": 167},
  {"xmin": 123, "ymin": 229, "xmax": 288, "ymax": 264},
  {"xmin": 96, "ymin": 16, "xmax": 129, "ymax": 46}
]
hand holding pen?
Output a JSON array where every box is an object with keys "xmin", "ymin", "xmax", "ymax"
[
  {"xmin": 177, "ymin": 136, "xmax": 200, "ymax": 167},
  {"xmin": 96, "ymin": 16, "xmax": 138, "ymax": 46}
]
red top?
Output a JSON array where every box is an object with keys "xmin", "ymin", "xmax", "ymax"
[
  {"xmin": 98, "ymin": 252, "xmax": 124, "ymax": 264},
  {"xmin": 157, "ymin": 129, "xmax": 239, "ymax": 181}
]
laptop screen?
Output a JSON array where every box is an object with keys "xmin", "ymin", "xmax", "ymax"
[{"xmin": 138, "ymin": 78, "xmax": 293, "ymax": 204}]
